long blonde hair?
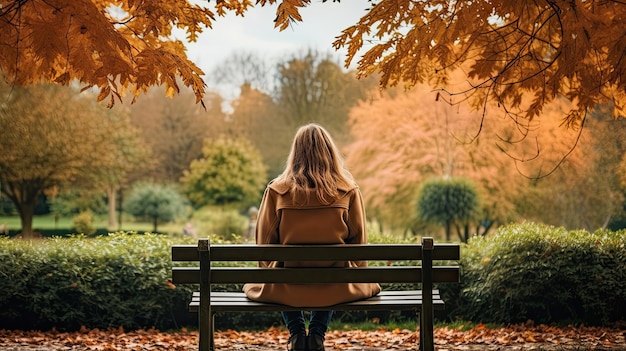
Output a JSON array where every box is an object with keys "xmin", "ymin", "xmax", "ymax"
[{"xmin": 277, "ymin": 123, "xmax": 354, "ymax": 204}]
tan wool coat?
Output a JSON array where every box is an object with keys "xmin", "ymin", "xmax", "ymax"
[{"xmin": 242, "ymin": 179, "xmax": 381, "ymax": 307}]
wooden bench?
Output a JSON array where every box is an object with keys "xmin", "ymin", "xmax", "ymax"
[{"xmin": 171, "ymin": 237, "xmax": 460, "ymax": 351}]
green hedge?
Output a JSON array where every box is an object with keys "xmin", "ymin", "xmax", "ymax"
[
  {"xmin": 0, "ymin": 233, "xmax": 195, "ymax": 331},
  {"xmin": 1, "ymin": 223, "xmax": 624, "ymax": 332},
  {"xmin": 5, "ymin": 229, "xmax": 155, "ymax": 238},
  {"xmin": 444, "ymin": 222, "xmax": 626, "ymax": 325}
]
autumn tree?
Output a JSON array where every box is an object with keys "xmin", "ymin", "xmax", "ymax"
[
  {"xmin": 129, "ymin": 86, "xmax": 224, "ymax": 182},
  {"xmin": 0, "ymin": 0, "xmax": 224, "ymax": 105},
  {"xmin": 43, "ymin": 100, "xmax": 151, "ymax": 230},
  {"xmin": 514, "ymin": 103, "xmax": 626, "ymax": 230},
  {"xmin": 344, "ymin": 81, "xmax": 526, "ymax": 235},
  {"xmin": 0, "ymin": 82, "xmax": 145, "ymax": 239},
  {"xmin": 213, "ymin": 49, "xmax": 377, "ymax": 178},
  {"xmin": 275, "ymin": 49, "xmax": 377, "ymax": 144},
  {"xmin": 5, "ymin": 0, "xmax": 624, "ymax": 132},
  {"xmin": 228, "ymin": 83, "xmax": 290, "ymax": 178},
  {"xmin": 181, "ymin": 136, "xmax": 267, "ymax": 209},
  {"xmin": 90, "ymin": 105, "xmax": 153, "ymax": 229},
  {"xmin": 346, "ymin": 82, "xmax": 626, "ymax": 233},
  {"xmin": 207, "ymin": 51, "xmax": 286, "ymax": 175},
  {"xmin": 51, "ymin": 106, "xmax": 151, "ymax": 232},
  {"xmin": 332, "ymin": 0, "xmax": 626, "ymax": 128},
  {"xmin": 208, "ymin": 51, "xmax": 274, "ymax": 98},
  {"xmin": 207, "ymin": 51, "xmax": 290, "ymax": 178}
]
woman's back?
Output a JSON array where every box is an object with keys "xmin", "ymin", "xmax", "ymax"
[
  {"xmin": 243, "ymin": 124, "xmax": 380, "ymax": 306},
  {"xmin": 242, "ymin": 123, "xmax": 380, "ymax": 351}
]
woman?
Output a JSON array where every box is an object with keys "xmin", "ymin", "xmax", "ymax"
[{"xmin": 243, "ymin": 123, "xmax": 381, "ymax": 351}]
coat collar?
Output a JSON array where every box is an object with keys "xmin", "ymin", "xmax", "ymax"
[{"xmin": 268, "ymin": 178, "xmax": 357, "ymax": 195}]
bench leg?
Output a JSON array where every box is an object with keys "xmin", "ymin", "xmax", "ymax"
[
  {"xmin": 199, "ymin": 312, "xmax": 214, "ymax": 351},
  {"xmin": 418, "ymin": 311, "xmax": 423, "ymax": 351},
  {"xmin": 211, "ymin": 313, "xmax": 215, "ymax": 351},
  {"xmin": 420, "ymin": 308, "xmax": 434, "ymax": 351},
  {"xmin": 198, "ymin": 317, "xmax": 206, "ymax": 351}
]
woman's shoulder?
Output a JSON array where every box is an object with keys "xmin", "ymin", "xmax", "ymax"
[
  {"xmin": 267, "ymin": 178, "xmax": 291, "ymax": 195},
  {"xmin": 336, "ymin": 171, "xmax": 359, "ymax": 192},
  {"xmin": 337, "ymin": 179, "xmax": 359, "ymax": 193},
  {"xmin": 268, "ymin": 177, "xmax": 358, "ymax": 194}
]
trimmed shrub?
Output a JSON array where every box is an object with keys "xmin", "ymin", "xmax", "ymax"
[
  {"xmin": 191, "ymin": 207, "xmax": 248, "ymax": 241},
  {"xmin": 2, "ymin": 223, "xmax": 623, "ymax": 331},
  {"xmin": 5, "ymin": 229, "xmax": 145, "ymax": 238},
  {"xmin": 124, "ymin": 183, "xmax": 188, "ymax": 233},
  {"xmin": 417, "ymin": 177, "xmax": 480, "ymax": 242},
  {"xmin": 71, "ymin": 211, "xmax": 96, "ymax": 236},
  {"xmin": 0, "ymin": 233, "xmax": 196, "ymax": 331},
  {"xmin": 446, "ymin": 222, "xmax": 626, "ymax": 325}
]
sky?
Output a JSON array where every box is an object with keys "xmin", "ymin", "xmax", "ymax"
[{"xmin": 178, "ymin": 1, "xmax": 371, "ymax": 86}]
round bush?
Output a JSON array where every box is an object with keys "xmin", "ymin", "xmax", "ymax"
[{"xmin": 71, "ymin": 211, "xmax": 96, "ymax": 236}]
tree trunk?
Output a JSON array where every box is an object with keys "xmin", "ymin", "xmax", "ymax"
[
  {"xmin": 445, "ymin": 221, "xmax": 451, "ymax": 241},
  {"xmin": 2, "ymin": 180, "xmax": 40, "ymax": 240},
  {"xmin": 153, "ymin": 216, "xmax": 158, "ymax": 233},
  {"xmin": 18, "ymin": 201, "xmax": 36, "ymax": 239},
  {"xmin": 455, "ymin": 223, "xmax": 464, "ymax": 242},
  {"xmin": 107, "ymin": 186, "xmax": 118, "ymax": 230},
  {"xmin": 602, "ymin": 214, "xmax": 611, "ymax": 230},
  {"xmin": 478, "ymin": 220, "xmax": 494, "ymax": 236},
  {"xmin": 118, "ymin": 189, "xmax": 123, "ymax": 230},
  {"xmin": 464, "ymin": 222, "xmax": 470, "ymax": 243}
]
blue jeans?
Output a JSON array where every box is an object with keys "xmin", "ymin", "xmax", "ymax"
[{"xmin": 281, "ymin": 311, "xmax": 333, "ymax": 338}]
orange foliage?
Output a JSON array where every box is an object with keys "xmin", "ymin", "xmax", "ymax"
[
  {"xmin": 330, "ymin": 0, "xmax": 626, "ymax": 126},
  {"xmin": 0, "ymin": 0, "xmax": 229, "ymax": 106},
  {"xmin": 344, "ymin": 73, "xmax": 602, "ymax": 230},
  {"xmin": 2, "ymin": 0, "xmax": 625, "ymax": 122},
  {"xmin": 0, "ymin": 0, "xmax": 324, "ymax": 106},
  {"xmin": 344, "ymin": 82, "xmax": 521, "ymax": 229}
]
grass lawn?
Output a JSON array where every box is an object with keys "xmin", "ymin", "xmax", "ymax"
[
  {"xmin": 0, "ymin": 214, "xmax": 184, "ymax": 235},
  {"xmin": 0, "ymin": 214, "xmax": 73, "ymax": 229}
]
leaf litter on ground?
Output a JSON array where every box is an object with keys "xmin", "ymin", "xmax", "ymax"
[{"xmin": 0, "ymin": 322, "xmax": 624, "ymax": 350}]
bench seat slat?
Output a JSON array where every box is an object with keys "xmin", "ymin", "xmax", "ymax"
[
  {"xmin": 197, "ymin": 290, "xmax": 438, "ymax": 299},
  {"xmin": 191, "ymin": 298, "xmax": 445, "ymax": 306},
  {"xmin": 207, "ymin": 290, "xmax": 430, "ymax": 296},
  {"xmin": 191, "ymin": 300, "xmax": 446, "ymax": 312},
  {"xmin": 204, "ymin": 295, "xmax": 434, "ymax": 303},
  {"xmin": 172, "ymin": 244, "xmax": 460, "ymax": 262},
  {"xmin": 194, "ymin": 291, "xmax": 441, "ymax": 302},
  {"xmin": 187, "ymin": 291, "xmax": 445, "ymax": 312}
]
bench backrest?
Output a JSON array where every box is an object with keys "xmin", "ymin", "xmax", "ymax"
[{"xmin": 171, "ymin": 237, "xmax": 460, "ymax": 286}]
